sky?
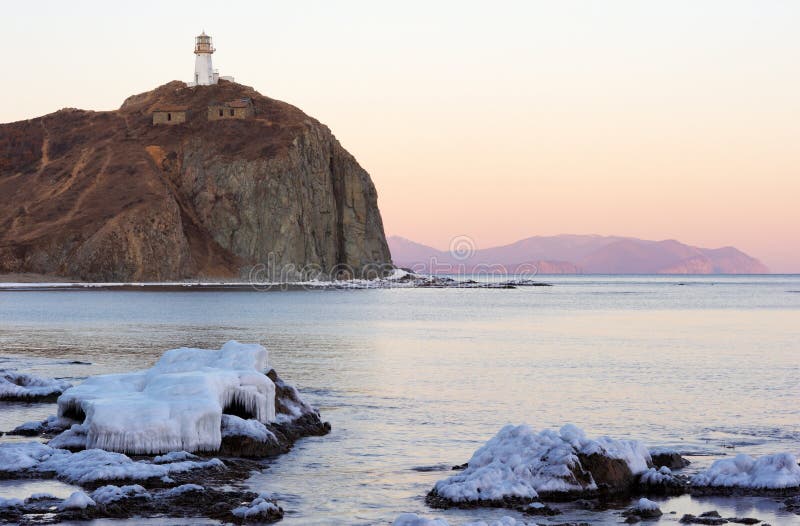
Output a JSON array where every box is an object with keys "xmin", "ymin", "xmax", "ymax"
[{"xmin": 3, "ymin": 1, "xmax": 799, "ymax": 272}]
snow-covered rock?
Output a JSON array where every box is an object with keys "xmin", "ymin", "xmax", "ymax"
[
  {"xmin": 56, "ymin": 341, "xmax": 276, "ymax": 454},
  {"xmin": 48, "ymin": 423, "xmax": 89, "ymax": 450},
  {"xmin": 231, "ymin": 493, "xmax": 283, "ymax": 521},
  {"xmin": 58, "ymin": 491, "xmax": 96, "ymax": 510},
  {"xmin": 0, "ymin": 370, "xmax": 71, "ymax": 402},
  {"xmin": 691, "ymin": 452, "xmax": 800, "ymax": 489},
  {"xmin": 639, "ymin": 465, "xmax": 684, "ymax": 489},
  {"xmin": 163, "ymin": 484, "xmax": 205, "ymax": 497},
  {"xmin": 0, "ymin": 441, "xmax": 224, "ymax": 485},
  {"xmin": 623, "ymin": 497, "xmax": 662, "ymax": 519},
  {"xmin": 90, "ymin": 484, "xmax": 150, "ymax": 505},
  {"xmin": 430, "ymin": 424, "xmax": 651, "ymax": 504}
]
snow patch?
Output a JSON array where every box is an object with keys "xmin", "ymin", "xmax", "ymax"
[
  {"xmin": 164, "ymin": 484, "xmax": 205, "ymax": 497},
  {"xmin": 58, "ymin": 491, "xmax": 96, "ymax": 510},
  {"xmin": 56, "ymin": 341, "xmax": 276, "ymax": 454},
  {"xmin": 691, "ymin": 452, "xmax": 800, "ymax": 489},
  {"xmin": 153, "ymin": 451, "xmax": 198, "ymax": 464},
  {"xmin": 432, "ymin": 424, "xmax": 651, "ymax": 502}
]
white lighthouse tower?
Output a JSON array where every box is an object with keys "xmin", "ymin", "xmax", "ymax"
[{"xmin": 193, "ymin": 32, "xmax": 218, "ymax": 85}]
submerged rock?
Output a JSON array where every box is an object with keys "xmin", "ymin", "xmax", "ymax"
[
  {"xmin": 622, "ymin": 497, "xmax": 663, "ymax": 521},
  {"xmin": 650, "ymin": 448, "xmax": 691, "ymax": 470}
]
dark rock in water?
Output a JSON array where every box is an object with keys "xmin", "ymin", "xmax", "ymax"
[
  {"xmin": 451, "ymin": 462, "xmax": 468, "ymax": 471},
  {"xmin": 575, "ymin": 452, "xmax": 635, "ymax": 493},
  {"xmin": 726, "ymin": 518, "xmax": 761, "ymax": 525},
  {"xmin": 784, "ymin": 495, "xmax": 800, "ymax": 514},
  {"xmin": 679, "ymin": 512, "xmax": 727, "ymax": 525},
  {"xmin": 651, "ymin": 450, "xmax": 691, "ymax": 469},
  {"xmin": 522, "ymin": 502, "xmax": 561, "ymax": 516}
]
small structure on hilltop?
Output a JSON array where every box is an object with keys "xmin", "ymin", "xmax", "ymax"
[
  {"xmin": 152, "ymin": 106, "xmax": 188, "ymax": 125},
  {"xmin": 188, "ymin": 31, "xmax": 234, "ymax": 87},
  {"xmin": 208, "ymin": 98, "xmax": 255, "ymax": 120}
]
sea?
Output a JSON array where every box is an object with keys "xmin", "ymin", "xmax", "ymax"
[{"xmin": 1, "ymin": 275, "xmax": 799, "ymax": 525}]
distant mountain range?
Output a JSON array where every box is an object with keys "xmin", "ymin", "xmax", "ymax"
[{"xmin": 388, "ymin": 235, "xmax": 770, "ymax": 275}]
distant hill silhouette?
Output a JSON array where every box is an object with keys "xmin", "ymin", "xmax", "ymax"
[{"xmin": 388, "ymin": 235, "xmax": 769, "ymax": 274}]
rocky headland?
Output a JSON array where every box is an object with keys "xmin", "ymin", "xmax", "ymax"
[{"xmin": 0, "ymin": 80, "xmax": 391, "ymax": 281}]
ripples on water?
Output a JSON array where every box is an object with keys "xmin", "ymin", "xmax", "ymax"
[{"xmin": 1, "ymin": 275, "xmax": 799, "ymax": 524}]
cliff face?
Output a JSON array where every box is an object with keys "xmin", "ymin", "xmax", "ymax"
[{"xmin": 0, "ymin": 81, "xmax": 391, "ymax": 281}]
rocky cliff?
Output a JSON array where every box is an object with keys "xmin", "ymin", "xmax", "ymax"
[{"xmin": 0, "ymin": 81, "xmax": 391, "ymax": 281}]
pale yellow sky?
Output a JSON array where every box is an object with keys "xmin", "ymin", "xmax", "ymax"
[{"xmin": 3, "ymin": 1, "xmax": 798, "ymax": 271}]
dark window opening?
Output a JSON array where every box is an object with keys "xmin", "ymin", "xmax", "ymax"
[
  {"xmin": 229, "ymin": 109, "xmax": 234, "ymax": 116},
  {"xmin": 167, "ymin": 113, "xmax": 172, "ymax": 121},
  {"xmin": 219, "ymin": 109, "xmax": 223, "ymax": 117}
]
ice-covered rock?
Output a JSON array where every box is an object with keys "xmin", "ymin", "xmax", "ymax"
[
  {"xmin": 623, "ymin": 497, "xmax": 662, "ymax": 519},
  {"xmin": 0, "ymin": 370, "xmax": 72, "ymax": 402},
  {"xmin": 429, "ymin": 424, "xmax": 651, "ymax": 505},
  {"xmin": 56, "ymin": 341, "xmax": 276, "ymax": 454},
  {"xmin": 90, "ymin": 484, "xmax": 150, "ymax": 505},
  {"xmin": 0, "ymin": 441, "xmax": 224, "ymax": 485},
  {"xmin": 231, "ymin": 493, "xmax": 283, "ymax": 521},
  {"xmin": 8, "ymin": 415, "xmax": 74, "ymax": 437},
  {"xmin": 638, "ymin": 465, "xmax": 686, "ymax": 491},
  {"xmin": 691, "ymin": 452, "xmax": 800, "ymax": 489},
  {"xmin": 48, "ymin": 423, "xmax": 89, "ymax": 450},
  {"xmin": 58, "ymin": 491, "xmax": 96, "ymax": 510}
]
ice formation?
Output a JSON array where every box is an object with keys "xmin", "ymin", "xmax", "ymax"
[
  {"xmin": 631, "ymin": 497, "xmax": 660, "ymax": 512},
  {"xmin": 0, "ymin": 441, "xmax": 223, "ymax": 484},
  {"xmin": 639, "ymin": 466, "xmax": 677, "ymax": 485},
  {"xmin": 221, "ymin": 414, "xmax": 278, "ymax": 442},
  {"xmin": 58, "ymin": 491, "xmax": 96, "ymax": 510},
  {"xmin": 691, "ymin": 452, "xmax": 800, "ymax": 489},
  {"xmin": 432, "ymin": 424, "xmax": 651, "ymax": 502},
  {"xmin": 56, "ymin": 341, "xmax": 276, "ymax": 454},
  {"xmin": 0, "ymin": 370, "xmax": 71, "ymax": 400},
  {"xmin": 231, "ymin": 493, "xmax": 281, "ymax": 520}
]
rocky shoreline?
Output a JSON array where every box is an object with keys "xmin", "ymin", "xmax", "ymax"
[{"xmin": 0, "ymin": 343, "xmax": 330, "ymax": 524}]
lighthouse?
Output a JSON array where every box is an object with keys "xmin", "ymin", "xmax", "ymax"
[{"xmin": 193, "ymin": 32, "xmax": 217, "ymax": 85}]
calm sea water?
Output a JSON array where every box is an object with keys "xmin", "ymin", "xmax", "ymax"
[{"xmin": 1, "ymin": 275, "xmax": 799, "ymax": 525}]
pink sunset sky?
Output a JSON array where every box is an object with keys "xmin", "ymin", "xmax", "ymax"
[{"xmin": 3, "ymin": 1, "xmax": 799, "ymax": 272}]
